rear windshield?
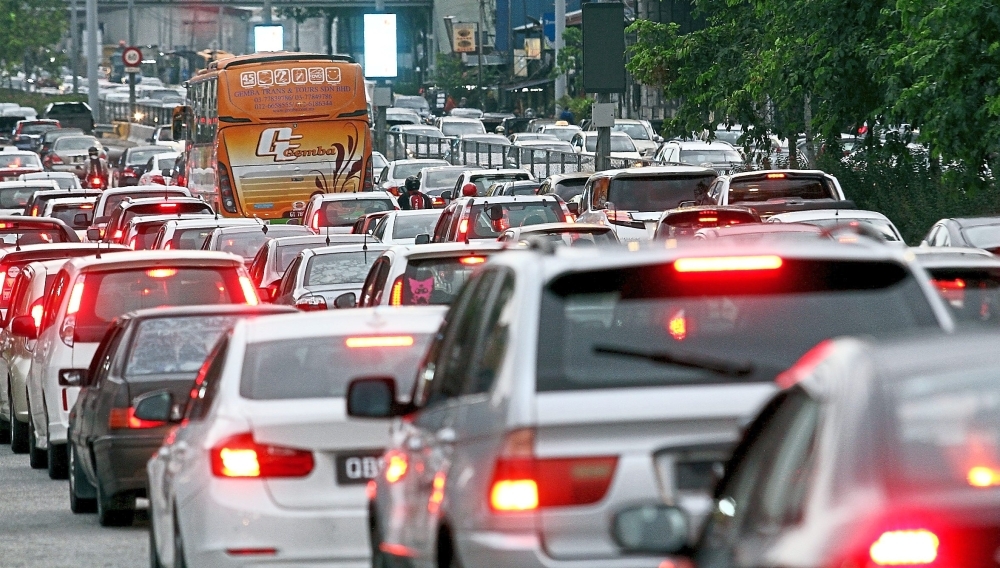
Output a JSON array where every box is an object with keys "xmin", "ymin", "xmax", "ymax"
[
  {"xmin": 961, "ymin": 225, "xmax": 1000, "ymax": 250},
  {"xmin": 606, "ymin": 175, "xmax": 716, "ymax": 212},
  {"xmin": 169, "ymin": 227, "xmax": 218, "ymax": 250},
  {"xmin": 0, "ymin": 222, "xmax": 72, "ymax": 245},
  {"xmin": 470, "ymin": 173, "xmax": 531, "ymax": 195},
  {"xmin": 125, "ymin": 315, "xmax": 240, "ymax": 378},
  {"xmin": 317, "ymin": 199, "xmax": 394, "ymax": 227},
  {"xmin": 926, "ymin": 267, "xmax": 1000, "ymax": 327},
  {"xmin": 391, "ymin": 213, "xmax": 440, "ymax": 240},
  {"xmin": 466, "ymin": 201, "xmax": 563, "ymax": 239},
  {"xmin": 277, "ymin": 242, "xmax": 324, "ymax": 272},
  {"xmin": 0, "ymin": 186, "xmax": 38, "ymax": 209},
  {"xmin": 123, "ymin": 202, "xmax": 212, "ymax": 226},
  {"xmin": 101, "ymin": 191, "xmax": 187, "ymax": 216},
  {"xmin": 213, "ymin": 227, "xmax": 308, "ymax": 259},
  {"xmin": 423, "ymin": 169, "xmax": 463, "ymax": 188},
  {"xmin": 657, "ymin": 209, "xmax": 759, "ymax": 238},
  {"xmin": 441, "ymin": 122, "xmax": 485, "ymax": 137},
  {"xmin": 54, "ymin": 138, "xmax": 97, "ymax": 151},
  {"xmin": 516, "ymin": 229, "xmax": 616, "ymax": 247},
  {"xmin": 679, "ymin": 149, "xmax": 742, "ymax": 164},
  {"xmin": 304, "ymin": 251, "xmax": 379, "ymax": 286},
  {"xmin": 536, "ymin": 259, "xmax": 940, "ymax": 391},
  {"xmin": 21, "ymin": 123, "xmax": 58, "ymax": 135},
  {"xmin": 134, "ymin": 222, "xmax": 166, "ymax": 250},
  {"xmin": 393, "ymin": 163, "xmax": 435, "ymax": 179},
  {"xmin": 397, "ymin": 256, "xmax": 488, "ymax": 305},
  {"xmin": 50, "ymin": 203, "xmax": 94, "ymax": 229},
  {"xmin": 240, "ymin": 333, "xmax": 433, "ymax": 400},
  {"xmin": 728, "ymin": 175, "xmax": 837, "ymax": 203},
  {"xmin": 0, "ymin": 154, "xmax": 41, "ymax": 169},
  {"xmin": 47, "ymin": 103, "xmax": 88, "ymax": 115},
  {"xmin": 73, "ymin": 267, "xmax": 243, "ymax": 343},
  {"xmin": 550, "ymin": 178, "xmax": 587, "ymax": 200}
]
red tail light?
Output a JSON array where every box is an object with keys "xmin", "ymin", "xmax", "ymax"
[
  {"xmin": 457, "ymin": 217, "xmax": 470, "ymax": 239},
  {"xmin": 122, "ymin": 166, "xmax": 136, "ymax": 177},
  {"xmin": 109, "ymin": 407, "xmax": 166, "ymax": 429},
  {"xmin": 30, "ymin": 205, "xmax": 38, "ymax": 217},
  {"xmin": 0, "ymin": 264, "xmax": 17, "ymax": 308},
  {"xmin": 387, "ymin": 185, "xmax": 400, "ymax": 196},
  {"xmin": 384, "ymin": 450, "xmax": 408, "ymax": 483},
  {"xmin": 765, "ymin": 172, "xmax": 787, "ymax": 179},
  {"xmin": 389, "ymin": 276, "xmax": 404, "ymax": 306},
  {"xmin": 211, "ymin": 433, "xmax": 314, "ymax": 478},
  {"xmin": 218, "ymin": 164, "xmax": 237, "ymax": 214},
  {"xmin": 488, "ymin": 429, "xmax": 618, "ymax": 512},
  {"xmin": 60, "ymin": 277, "xmax": 86, "ymax": 347},
  {"xmin": 159, "ymin": 202, "xmax": 177, "ymax": 210},
  {"xmin": 239, "ymin": 275, "xmax": 259, "ymax": 305},
  {"xmin": 363, "ymin": 156, "xmax": 374, "ymax": 192},
  {"xmin": 29, "ymin": 300, "xmax": 43, "ymax": 330},
  {"xmin": 112, "ymin": 229, "xmax": 123, "ymax": 241},
  {"xmin": 49, "ymin": 155, "xmax": 63, "ymax": 164},
  {"xmin": 869, "ymin": 529, "xmax": 939, "ymax": 565},
  {"xmin": 295, "ymin": 296, "xmax": 326, "ymax": 311}
]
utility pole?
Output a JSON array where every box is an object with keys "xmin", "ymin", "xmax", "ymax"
[
  {"xmin": 477, "ymin": 0, "xmax": 485, "ymax": 105},
  {"xmin": 218, "ymin": 6, "xmax": 224, "ymax": 51},
  {"xmin": 128, "ymin": 0, "xmax": 136, "ymax": 119},
  {"xmin": 595, "ymin": 93, "xmax": 612, "ymax": 171},
  {"xmin": 554, "ymin": 0, "xmax": 566, "ymax": 110},
  {"xmin": 263, "ymin": 0, "xmax": 272, "ymax": 24},
  {"xmin": 70, "ymin": 0, "xmax": 79, "ymax": 94},
  {"xmin": 85, "ymin": 0, "xmax": 98, "ymax": 122}
]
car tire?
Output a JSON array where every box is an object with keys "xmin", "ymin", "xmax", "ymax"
[
  {"xmin": 28, "ymin": 414, "xmax": 47, "ymax": 469},
  {"xmin": 48, "ymin": 441, "xmax": 68, "ymax": 479},
  {"xmin": 173, "ymin": 511, "xmax": 188, "ymax": 568},
  {"xmin": 97, "ymin": 481, "xmax": 135, "ymax": 527},
  {"xmin": 69, "ymin": 443, "xmax": 97, "ymax": 513},
  {"xmin": 9, "ymin": 384, "xmax": 27, "ymax": 452}
]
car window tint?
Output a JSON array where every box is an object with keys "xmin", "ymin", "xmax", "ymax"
[
  {"xmin": 304, "ymin": 251, "xmax": 379, "ymax": 286},
  {"xmin": 125, "ymin": 315, "xmax": 240, "ymax": 378},
  {"xmin": 466, "ymin": 271, "xmax": 515, "ymax": 394},
  {"xmin": 184, "ymin": 336, "xmax": 229, "ymax": 421}
]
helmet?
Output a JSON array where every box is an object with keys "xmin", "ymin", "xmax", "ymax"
[
  {"xmin": 404, "ymin": 176, "xmax": 420, "ymax": 192},
  {"xmin": 88, "ymin": 146, "xmax": 98, "ymax": 157}
]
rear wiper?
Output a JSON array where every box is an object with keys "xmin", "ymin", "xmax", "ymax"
[{"xmin": 593, "ymin": 344, "xmax": 755, "ymax": 377}]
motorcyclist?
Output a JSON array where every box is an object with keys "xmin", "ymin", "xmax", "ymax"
[
  {"xmin": 397, "ymin": 176, "xmax": 432, "ymax": 210},
  {"xmin": 85, "ymin": 146, "xmax": 107, "ymax": 189}
]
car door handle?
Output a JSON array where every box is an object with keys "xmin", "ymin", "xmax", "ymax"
[{"xmin": 435, "ymin": 428, "xmax": 456, "ymax": 444}]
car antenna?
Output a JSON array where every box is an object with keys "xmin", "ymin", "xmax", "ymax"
[
  {"xmin": 254, "ymin": 215, "xmax": 267, "ymax": 234},
  {"xmin": 325, "ymin": 224, "xmax": 331, "ymax": 246},
  {"xmin": 13, "ymin": 222, "xmax": 19, "ymax": 252}
]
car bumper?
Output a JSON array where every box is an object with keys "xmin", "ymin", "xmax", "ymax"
[
  {"xmin": 453, "ymin": 530, "xmax": 669, "ymax": 568},
  {"xmin": 92, "ymin": 433, "xmax": 164, "ymax": 496},
  {"xmin": 181, "ymin": 480, "xmax": 371, "ymax": 567}
]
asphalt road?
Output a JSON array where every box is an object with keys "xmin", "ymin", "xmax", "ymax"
[{"xmin": 0, "ymin": 443, "xmax": 147, "ymax": 567}]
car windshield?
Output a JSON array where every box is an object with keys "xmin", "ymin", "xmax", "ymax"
[
  {"xmin": 925, "ymin": 267, "xmax": 1000, "ymax": 327},
  {"xmin": 441, "ymin": 122, "xmax": 485, "ymax": 137},
  {"xmin": 544, "ymin": 127, "xmax": 580, "ymax": 142},
  {"xmin": 679, "ymin": 149, "xmax": 743, "ymax": 164},
  {"xmin": 423, "ymin": 169, "xmax": 463, "ymax": 188},
  {"xmin": 304, "ymin": 251, "xmax": 379, "ymax": 286},
  {"xmin": 74, "ymin": 267, "xmax": 244, "ymax": 343},
  {"xmin": 536, "ymin": 259, "xmax": 940, "ymax": 391},
  {"xmin": 396, "ymin": 256, "xmax": 490, "ymax": 305},
  {"xmin": 317, "ymin": 199, "xmax": 394, "ymax": 227},
  {"xmin": 606, "ymin": 175, "xmax": 716, "ymax": 211},
  {"xmin": 125, "ymin": 315, "xmax": 240, "ymax": 377},
  {"xmin": 585, "ymin": 135, "xmax": 637, "ymax": 152},
  {"xmin": 962, "ymin": 225, "xmax": 1000, "ymax": 250},
  {"xmin": 467, "ymin": 201, "xmax": 563, "ymax": 238},
  {"xmin": 50, "ymin": 203, "xmax": 94, "ymax": 228},
  {"xmin": 101, "ymin": 191, "xmax": 187, "ymax": 216},
  {"xmin": 470, "ymin": 173, "xmax": 530, "ymax": 194},
  {"xmin": 613, "ymin": 123, "xmax": 650, "ymax": 140},
  {"xmin": 54, "ymin": 138, "xmax": 97, "ymax": 151},
  {"xmin": 0, "ymin": 154, "xmax": 41, "ymax": 169},
  {"xmin": 21, "ymin": 124, "xmax": 57, "ymax": 135},
  {"xmin": 239, "ymin": 333, "xmax": 433, "ymax": 400},
  {"xmin": 798, "ymin": 217, "xmax": 901, "ymax": 242},
  {"xmin": 0, "ymin": 222, "xmax": 71, "ymax": 245},
  {"xmin": 892, "ymin": 367, "xmax": 1000, "ymax": 490},
  {"xmin": 391, "ymin": 212, "xmax": 440, "ymax": 240},
  {"xmin": 728, "ymin": 175, "xmax": 837, "ymax": 203},
  {"xmin": 0, "ymin": 186, "xmax": 38, "ymax": 209}
]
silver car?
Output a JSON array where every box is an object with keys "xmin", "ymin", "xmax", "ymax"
[
  {"xmin": 273, "ymin": 243, "xmax": 389, "ymax": 311},
  {"xmin": 351, "ymin": 239, "xmax": 953, "ymax": 568}
]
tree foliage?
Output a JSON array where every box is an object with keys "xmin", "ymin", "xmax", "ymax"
[{"xmin": 0, "ymin": 0, "xmax": 67, "ymax": 78}]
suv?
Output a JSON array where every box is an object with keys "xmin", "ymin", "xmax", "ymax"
[
  {"xmin": 452, "ymin": 168, "xmax": 535, "ymax": 198},
  {"xmin": 42, "ymin": 102, "xmax": 94, "ymax": 133},
  {"xmin": 87, "ymin": 186, "xmax": 192, "ymax": 240},
  {"xmin": 299, "ymin": 192, "xmax": 398, "ymax": 233},
  {"xmin": 709, "ymin": 169, "xmax": 850, "ymax": 218},
  {"xmin": 576, "ymin": 166, "xmax": 718, "ymax": 241},
  {"xmin": 431, "ymin": 195, "xmax": 571, "ymax": 243},
  {"xmin": 350, "ymin": 240, "xmax": 953, "ymax": 568},
  {"xmin": 17, "ymin": 250, "xmax": 258, "ymax": 479},
  {"xmin": 100, "ymin": 197, "xmax": 215, "ymax": 244},
  {"xmin": 654, "ymin": 140, "xmax": 744, "ymax": 174}
]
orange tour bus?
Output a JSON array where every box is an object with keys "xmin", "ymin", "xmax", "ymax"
[{"xmin": 171, "ymin": 52, "xmax": 373, "ymax": 220}]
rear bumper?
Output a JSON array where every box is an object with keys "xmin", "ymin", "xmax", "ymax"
[
  {"xmin": 93, "ymin": 433, "xmax": 164, "ymax": 496},
  {"xmin": 455, "ymin": 530, "xmax": 668, "ymax": 568}
]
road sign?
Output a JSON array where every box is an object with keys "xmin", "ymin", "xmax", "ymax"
[{"xmin": 122, "ymin": 46, "xmax": 142, "ymax": 67}]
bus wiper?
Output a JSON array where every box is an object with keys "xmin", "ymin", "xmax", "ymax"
[{"xmin": 593, "ymin": 345, "xmax": 755, "ymax": 377}]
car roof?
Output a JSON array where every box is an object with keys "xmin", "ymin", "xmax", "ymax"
[
  {"xmin": 439, "ymin": 117, "xmax": 482, "ymax": 123},
  {"xmin": 33, "ymin": 189, "xmax": 101, "ymax": 197},
  {"xmin": 119, "ymin": 196, "xmax": 207, "ymax": 209},
  {"xmin": 664, "ymin": 204, "xmax": 757, "ymax": 216},
  {"xmin": 120, "ymin": 303, "xmax": 296, "ymax": 322},
  {"xmin": 516, "ymin": 140, "xmax": 572, "ymax": 147},
  {"xmin": 456, "ymin": 195, "xmax": 560, "ymax": 205},
  {"xmin": 387, "ymin": 209, "xmax": 441, "ymax": 217},
  {"xmin": 127, "ymin": 145, "xmax": 168, "ymax": 153},
  {"xmin": 240, "ymin": 305, "xmax": 448, "ymax": 344},
  {"xmin": 949, "ymin": 216, "xmax": 1000, "ymax": 227},
  {"xmin": 578, "ymin": 131, "xmax": 631, "ymax": 137},
  {"xmin": 210, "ymin": 224, "xmax": 305, "ymax": 235},
  {"xmin": 102, "ymin": 186, "xmax": 189, "ymax": 197},
  {"xmin": 270, "ymin": 234, "xmax": 361, "ymax": 247},
  {"xmin": 45, "ymin": 196, "xmax": 96, "ymax": 205},
  {"xmin": 544, "ymin": 171, "xmax": 592, "ymax": 183},
  {"xmin": 391, "ymin": 159, "xmax": 450, "ymax": 165},
  {"xmin": 590, "ymin": 165, "xmax": 716, "ymax": 178},
  {"xmin": 0, "ymin": 180, "xmax": 59, "ymax": 189},
  {"xmin": 909, "ymin": 246, "xmax": 991, "ymax": 259},
  {"xmin": 387, "ymin": 241, "xmax": 505, "ymax": 259},
  {"xmin": 313, "ymin": 192, "xmax": 395, "ymax": 201},
  {"xmin": 63, "ymin": 250, "xmax": 244, "ymax": 272},
  {"xmin": 701, "ymin": 222, "xmax": 823, "ymax": 236},
  {"xmin": 912, "ymin": 250, "xmax": 1000, "ymax": 269},
  {"xmin": 667, "ymin": 140, "xmax": 736, "ymax": 149},
  {"xmin": 726, "ymin": 169, "xmax": 833, "ymax": 180},
  {"xmin": 161, "ymin": 218, "xmax": 257, "ymax": 229},
  {"xmin": 0, "ymin": 242, "xmax": 127, "ymax": 260},
  {"xmin": 304, "ymin": 243, "xmax": 390, "ymax": 256},
  {"xmin": 769, "ymin": 209, "xmax": 890, "ymax": 222}
]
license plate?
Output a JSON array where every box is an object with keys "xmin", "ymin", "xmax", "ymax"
[
  {"xmin": 286, "ymin": 210, "xmax": 304, "ymax": 218},
  {"xmin": 72, "ymin": 156, "xmax": 84, "ymax": 164},
  {"xmin": 335, "ymin": 450, "xmax": 384, "ymax": 485}
]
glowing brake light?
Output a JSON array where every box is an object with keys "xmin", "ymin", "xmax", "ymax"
[
  {"xmin": 159, "ymin": 202, "xmax": 178, "ymax": 209},
  {"xmin": 491, "ymin": 479, "xmax": 539, "ymax": 511},
  {"xmin": 698, "ymin": 216, "xmax": 718, "ymax": 223},
  {"xmin": 109, "ymin": 407, "xmax": 166, "ymax": 429},
  {"xmin": 389, "ymin": 277, "xmax": 404, "ymax": 306},
  {"xmin": 210, "ymin": 433, "xmax": 314, "ymax": 478},
  {"xmin": 30, "ymin": 301, "xmax": 43, "ymax": 329},
  {"xmin": 459, "ymin": 256, "xmax": 486, "ymax": 265},
  {"xmin": 869, "ymin": 530, "xmax": 939, "ymax": 565},
  {"xmin": 345, "ymin": 335, "xmax": 414, "ymax": 348},
  {"xmin": 66, "ymin": 279, "xmax": 85, "ymax": 315},
  {"xmin": 112, "ymin": 229, "xmax": 123, "ymax": 240},
  {"xmin": 458, "ymin": 218, "xmax": 469, "ymax": 236},
  {"xmin": 239, "ymin": 275, "xmax": 259, "ymax": 305},
  {"xmin": 765, "ymin": 173, "xmax": 787, "ymax": 179},
  {"xmin": 385, "ymin": 451, "xmax": 408, "ymax": 483},
  {"xmin": 968, "ymin": 466, "xmax": 1000, "ymax": 487},
  {"xmin": 146, "ymin": 268, "xmax": 177, "ymax": 278},
  {"xmin": 674, "ymin": 255, "xmax": 783, "ymax": 273}
]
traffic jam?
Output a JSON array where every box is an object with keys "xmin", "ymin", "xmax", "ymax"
[{"xmin": 1, "ymin": 52, "xmax": 998, "ymax": 568}]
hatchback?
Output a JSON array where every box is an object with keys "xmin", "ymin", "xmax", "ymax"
[
  {"xmin": 200, "ymin": 224, "xmax": 312, "ymax": 264},
  {"xmin": 247, "ymin": 234, "xmax": 367, "ymax": 301},
  {"xmin": 274, "ymin": 244, "xmax": 389, "ymax": 311},
  {"xmin": 300, "ymin": 192, "xmax": 398, "ymax": 233}
]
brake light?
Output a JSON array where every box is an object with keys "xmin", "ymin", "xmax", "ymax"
[
  {"xmin": 49, "ymin": 155, "xmax": 62, "ymax": 164},
  {"xmin": 564, "ymin": 214, "xmax": 575, "ymax": 223},
  {"xmin": 459, "ymin": 256, "xmax": 486, "ymax": 265},
  {"xmin": 30, "ymin": 206, "xmax": 38, "ymax": 216},
  {"xmin": 66, "ymin": 279, "xmax": 85, "ymax": 315},
  {"xmin": 227, "ymin": 548, "xmax": 277, "ymax": 557},
  {"xmin": 674, "ymin": 255, "xmax": 783, "ymax": 273},
  {"xmin": 159, "ymin": 203, "xmax": 177, "ymax": 210},
  {"xmin": 458, "ymin": 218, "xmax": 469, "ymax": 238},
  {"xmin": 774, "ymin": 339, "xmax": 835, "ymax": 389},
  {"xmin": 384, "ymin": 451, "xmax": 408, "ymax": 483},
  {"xmin": 30, "ymin": 301, "xmax": 43, "ymax": 329},
  {"xmin": 122, "ymin": 166, "xmax": 136, "ymax": 176},
  {"xmin": 265, "ymin": 282, "xmax": 279, "ymax": 301},
  {"xmin": 698, "ymin": 216, "xmax": 718, "ymax": 223},
  {"xmin": 968, "ymin": 466, "xmax": 1000, "ymax": 487},
  {"xmin": 765, "ymin": 173, "xmax": 786, "ymax": 179},
  {"xmin": 217, "ymin": 163, "xmax": 237, "ymax": 214},
  {"xmin": 488, "ymin": 429, "xmax": 617, "ymax": 512},
  {"xmin": 80, "ymin": 204, "xmax": 93, "ymax": 209},
  {"xmin": 89, "ymin": 176, "xmax": 102, "ymax": 188},
  {"xmin": 345, "ymin": 335, "xmax": 414, "ymax": 348},
  {"xmin": 109, "ymin": 407, "xmax": 166, "ymax": 429},
  {"xmin": 239, "ymin": 275, "xmax": 259, "ymax": 305},
  {"xmin": 432, "ymin": 197, "xmax": 445, "ymax": 207},
  {"xmin": 210, "ymin": 433, "xmax": 314, "ymax": 478},
  {"xmin": 112, "ymin": 229, "xmax": 123, "ymax": 241},
  {"xmin": 146, "ymin": 268, "xmax": 177, "ymax": 278},
  {"xmin": 869, "ymin": 530, "xmax": 938, "ymax": 565},
  {"xmin": 389, "ymin": 276, "xmax": 404, "ymax": 306},
  {"xmin": 128, "ymin": 236, "xmax": 137, "ymax": 250},
  {"xmin": 294, "ymin": 296, "xmax": 326, "ymax": 311}
]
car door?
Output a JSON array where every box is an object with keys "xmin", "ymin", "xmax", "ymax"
[
  {"xmin": 273, "ymin": 255, "xmax": 303, "ymax": 305},
  {"xmin": 74, "ymin": 321, "xmax": 129, "ymax": 483}
]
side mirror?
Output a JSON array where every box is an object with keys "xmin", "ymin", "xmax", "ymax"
[
  {"xmin": 58, "ymin": 368, "xmax": 89, "ymax": 387},
  {"xmin": 10, "ymin": 314, "xmax": 37, "ymax": 339},
  {"xmin": 333, "ymin": 292, "xmax": 357, "ymax": 309},
  {"xmin": 462, "ymin": 183, "xmax": 478, "ymax": 197},
  {"xmin": 86, "ymin": 227, "xmax": 101, "ymax": 241},
  {"xmin": 653, "ymin": 135, "xmax": 664, "ymax": 143},
  {"xmin": 613, "ymin": 505, "xmax": 688, "ymax": 553},
  {"xmin": 487, "ymin": 204, "xmax": 504, "ymax": 221},
  {"xmin": 440, "ymin": 190, "xmax": 453, "ymax": 201},
  {"xmin": 133, "ymin": 390, "xmax": 181, "ymax": 422},
  {"xmin": 414, "ymin": 233, "xmax": 431, "ymax": 245},
  {"xmin": 567, "ymin": 202, "xmax": 579, "ymax": 215},
  {"xmin": 162, "ymin": 168, "xmax": 171, "ymax": 177},
  {"xmin": 346, "ymin": 376, "xmax": 398, "ymax": 418}
]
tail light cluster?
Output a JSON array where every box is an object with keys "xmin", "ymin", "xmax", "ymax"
[
  {"xmin": 109, "ymin": 407, "xmax": 166, "ymax": 429},
  {"xmin": 868, "ymin": 529, "xmax": 939, "ymax": 566},
  {"xmin": 363, "ymin": 156, "xmax": 374, "ymax": 192},
  {"xmin": 389, "ymin": 277, "xmax": 404, "ymax": 306},
  {"xmin": 217, "ymin": 164, "xmax": 237, "ymax": 213},
  {"xmin": 488, "ymin": 429, "xmax": 618, "ymax": 512},
  {"xmin": 238, "ymin": 275, "xmax": 259, "ymax": 306},
  {"xmin": 0, "ymin": 264, "xmax": 20, "ymax": 308},
  {"xmin": 211, "ymin": 433, "xmax": 314, "ymax": 478},
  {"xmin": 59, "ymin": 277, "xmax": 86, "ymax": 347},
  {"xmin": 605, "ymin": 210, "xmax": 644, "ymax": 230},
  {"xmin": 295, "ymin": 296, "xmax": 326, "ymax": 311}
]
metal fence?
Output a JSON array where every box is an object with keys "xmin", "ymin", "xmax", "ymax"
[{"xmin": 98, "ymin": 101, "xmax": 175, "ymax": 126}]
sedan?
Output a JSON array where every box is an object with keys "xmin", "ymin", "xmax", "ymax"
[
  {"xmin": 44, "ymin": 135, "xmax": 106, "ymax": 179},
  {"xmin": 922, "ymin": 216, "xmax": 1000, "ymax": 253},
  {"xmin": 273, "ymin": 243, "xmax": 389, "ymax": 310}
]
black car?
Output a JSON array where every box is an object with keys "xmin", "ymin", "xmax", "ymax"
[
  {"xmin": 112, "ymin": 145, "xmax": 174, "ymax": 187},
  {"xmin": 922, "ymin": 216, "xmax": 1000, "ymax": 253},
  {"xmin": 42, "ymin": 102, "xmax": 94, "ymax": 134},
  {"xmin": 66, "ymin": 304, "xmax": 294, "ymax": 525}
]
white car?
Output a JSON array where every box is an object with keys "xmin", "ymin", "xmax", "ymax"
[
  {"xmin": 0, "ymin": 180, "xmax": 59, "ymax": 215},
  {"xmin": 151, "ymin": 218, "xmax": 258, "ymax": 250},
  {"xmin": 18, "ymin": 171, "xmax": 82, "ymax": 190},
  {"xmin": 369, "ymin": 209, "xmax": 443, "ymax": 245},
  {"xmin": 20, "ymin": 251, "xmax": 256, "ymax": 479},
  {"xmin": 144, "ymin": 306, "xmax": 445, "ymax": 568},
  {"xmin": 570, "ymin": 131, "xmax": 643, "ymax": 161},
  {"xmin": 435, "ymin": 117, "xmax": 486, "ymax": 138},
  {"xmin": 609, "ymin": 118, "xmax": 662, "ymax": 157},
  {"xmin": 299, "ymin": 191, "xmax": 398, "ymax": 234},
  {"xmin": 137, "ymin": 152, "xmax": 181, "ymax": 186},
  {"xmin": 41, "ymin": 196, "xmax": 97, "ymax": 240},
  {"xmin": 768, "ymin": 209, "xmax": 904, "ymax": 244}
]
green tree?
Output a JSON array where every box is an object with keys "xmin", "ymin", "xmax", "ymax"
[{"xmin": 0, "ymin": 0, "xmax": 67, "ymax": 79}]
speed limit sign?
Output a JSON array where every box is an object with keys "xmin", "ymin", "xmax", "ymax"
[{"xmin": 122, "ymin": 47, "xmax": 142, "ymax": 71}]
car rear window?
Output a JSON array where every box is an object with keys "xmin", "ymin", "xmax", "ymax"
[
  {"xmin": 54, "ymin": 137, "xmax": 98, "ymax": 151},
  {"xmin": 73, "ymin": 267, "xmax": 244, "ymax": 343},
  {"xmin": 47, "ymin": 103, "xmax": 88, "ymax": 115},
  {"xmin": 396, "ymin": 255, "xmax": 489, "ymax": 305},
  {"xmin": 304, "ymin": 251, "xmax": 379, "ymax": 286},
  {"xmin": 125, "ymin": 315, "xmax": 240, "ymax": 378},
  {"xmin": 466, "ymin": 201, "xmax": 562, "ymax": 239},
  {"xmin": 728, "ymin": 175, "xmax": 837, "ymax": 203},
  {"xmin": 961, "ymin": 225, "xmax": 1000, "ymax": 251},
  {"xmin": 391, "ymin": 212, "xmax": 441, "ymax": 240},
  {"xmin": 101, "ymin": 191, "xmax": 188, "ymax": 216},
  {"xmin": 127, "ymin": 149, "xmax": 170, "ymax": 166},
  {"xmin": 0, "ymin": 154, "xmax": 41, "ymax": 169},
  {"xmin": 517, "ymin": 229, "xmax": 616, "ymax": 247},
  {"xmin": 240, "ymin": 333, "xmax": 434, "ymax": 399},
  {"xmin": 21, "ymin": 123, "xmax": 58, "ymax": 135},
  {"xmin": 926, "ymin": 267, "xmax": 1000, "ymax": 327},
  {"xmin": 604, "ymin": 174, "xmax": 716, "ymax": 211},
  {"xmin": 470, "ymin": 173, "xmax": 530, "ymax": 195},
  {"xmin": 657, "ymin": 209, "xmax": 759, "ymax": 238},
  {"xmin": 0, "ymin": 186, "xmax": 38, "ymax": 209},
  {"xmin": 317, "ymin": 199, "xmax": 395, "ymax": 227},
  {"xmin": 0, "ymin": 221, "xmax": 72, "ymax": 245},
  {"xmin": 551, "ymin": 178, "xmax": 587, "ymax": 200},
  {"xmin": 170, "ymin": 227, "xmax": 219, "ymax": 250},
  {"xmin": 277, "ymin": 242, "xmax": 325, "ymax": 272},
  {"xmin": 123, "ymin": 202, "xmax": 212, "ymax": 226},
  {"xmin": 423, "ymin": 169, "xmax": 463, "ymax": 188},
  {"xmin": 536, "ymin": 258, "xmax": 941, "ymax": 391},
  {"xmin": 213, "ymin": 227, "xmax": 308, "ymax": 258},
  {"xmin": 50, "ymin": 203, "xmax": 94, "ymax": 229}
]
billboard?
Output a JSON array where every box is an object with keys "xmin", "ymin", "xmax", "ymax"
[
  {"xmin": 363, "ymin": 14, "xmax": 398, "ymax": 78},
  {"xmin": 254, "ymin": 25, "xmax": 284, "ymax": 53},
  {"xmin": 452, "ymin": 23, "xmax": 477, "ymax": 53}
]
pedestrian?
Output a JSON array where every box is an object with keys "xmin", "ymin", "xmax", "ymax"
[{"xmin": 397, "ymin": 176, "xmax": 433, "ymax": 210}]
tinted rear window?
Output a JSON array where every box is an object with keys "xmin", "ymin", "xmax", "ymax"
[
  {"xmin": 134, "ymin": 222, "xmax": 167, "ymax": 250},
  {"xmin": 318, "ymin": 199, "xmax": 394, "ymax": 227},
  {"xmin": 304, "ymin": 251, "xmax": 379, "ymax": 286},
  {"xmin": 101, "ymin": 191, "xmax": 187, "ymax": 216},
  {"xmin": 0, "ymin": 222, "xmax": 72, "ymax": 245},
  {"xmin": 0, "ymin": 186, "xmax": 37, "ymax": 209},
  {"xmin": 926, "ymin": 267, "xmax": 1000, "ymax": 327},
  {"xmin": 277, "ymin": 242, "xmax": 323, "ymax": 272},
  {"xmin": 50, "ymin": 203, "xmax": 94, "ymax": 229},
  {"xmin": 398, "ymin": 256, "xmax": 485, "ymax": 305},
  {"xmin": 466, "ymin": 201, "xmax": 562, "ymax": 239},
  {"xmin": 170, "ymin": 227, "xmax": 218, "ymax": 250},
  {"xmin": 127, "ymin": 149, "xmax": 170, "ymax": 166},
  {"xmin": 391, "ymin": 213, "xmax": 440, "ymax": 240},
  {"xmin": 657, "ymin": 209, "xmax": 759, "ymax": 238},
  {"xmin": 551, "ymin": 178, "xmax": 587, "ymax": 200},
  {"xmin": 537, "ymin": 259, "xmax": 940, "ymax": 391},
  {"xmin": 125, "ymin": 315, "xmax": 240, "ymax": 378},
  {"xmin": 470, "ymin": 173, "xmax": 529, "ymax": 195},
  {"xmin": 606, "ymin": 175, "xmax": 715, "ymax": 211},
  {"xmin": 728, "ymin": 175, "xmax": 836, "ymax": 203},
  {"xmin": 47, "ymin": 103, "xmax": 89, "ymax": 114},
  {"xmin": 123, "ymin": 202, "xmax": 212, "ymax": 226},
  {"xmin": 213, "ymin": 227, "xmax": 308, "ymax": 258},
  {"xmin": 74, "ymin": 267, "xmax": 243, "ymax": 343},
  {"xmin": 240, "ymin": 333, "xmax": 433, "ymax": 399}
]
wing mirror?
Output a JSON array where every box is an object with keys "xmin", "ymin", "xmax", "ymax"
[
  {"xmin": 133, "ymin": 390, "xmax": 182, "ymax": 423},
  {"xmin": 440, "ymin": 190, "xmax": 453, "ymax": 201},
  {"xmin": 86, "ymin": 227, "xmax": 102, "ymax": 241},
  {"xmin": 333, "ymin": 292, "xmax": 356, "ymax": 309},
  {"xmin": 346, "ymin": 376, "xmax": 407, "ymax": 418},
  {"xmin": 613, "ymin": 505, "xmax": 689, "ymax": 554},
  {"xmin": 10, "ymin": 314, "xmax": 37, "ymax": 339},
  {"xmin": 58, "ymin": 368, "xmax": 89, "ymax": 387},
  {"xmin": 414, "ymin": 233, "xmax": 431, "ymax": 245}
]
